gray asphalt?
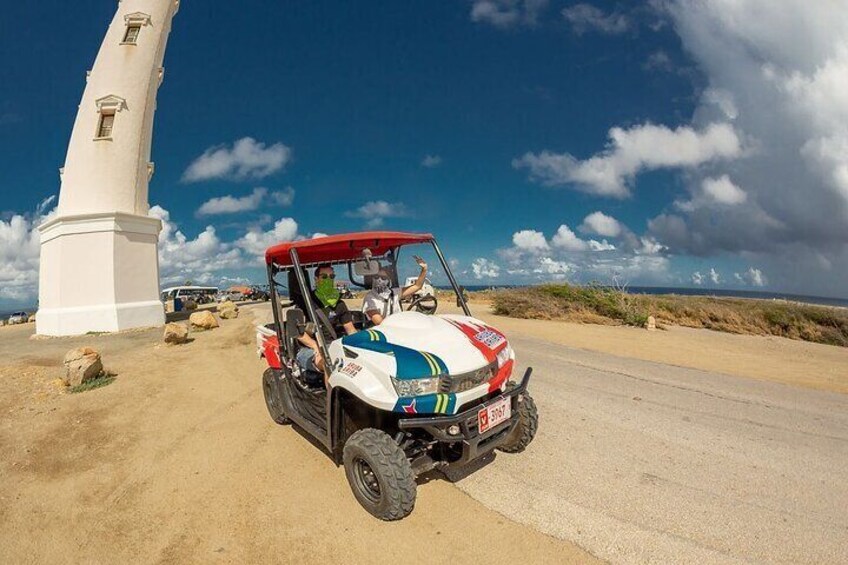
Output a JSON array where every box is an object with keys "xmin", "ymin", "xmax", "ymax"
[{"xmin": 454, "ymin": 333, "xmax": 848, "ymax": 564}]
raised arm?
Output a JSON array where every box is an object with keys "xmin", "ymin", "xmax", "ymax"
[{"xmin": 400, "ymin": 256, "xmax": 428, "ymax": 298}]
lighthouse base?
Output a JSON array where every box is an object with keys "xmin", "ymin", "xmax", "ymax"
[{"xmin": 36, "ymin": 212, "xmax": 165, "ymax": 336}]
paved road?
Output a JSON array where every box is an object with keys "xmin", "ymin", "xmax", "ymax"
[{"xmin": 454, "ymin": 333, "xmax": 848, "ymax": 564}]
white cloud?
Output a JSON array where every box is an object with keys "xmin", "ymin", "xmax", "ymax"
[
  {"xmin": 709, "ymin": 267, "xmax": 721, "ymax": 285},
  {"xmin": 149, "ymin": 205, "xmax": 247, "ymax": 279},
  {"xmin": 0, "ymin": 198, "xmax": 56, "ymax": 304},
  {"xmin": 421, "ymin": 155, "xmax": 442, "ymax": 168},
  {"xmin": 514, "ymin": 122, "xmax": 742, "ymax": 198},
  {"xmin": 470, "ymin": 0, "xmax": 549, "ymax": 28},
  {"xmin": 551, "ymin": 224, "xmax": 588, "ymax": 252},
  {"xmin": 691, "ymin": 271, "xmax": 704, "ymax": 285},
  {"xmin": 562, "ymin": 3, "xmax": 629, "ymax": 35},
  {"xmin": 580, "ymin": 211, "xmax": 623, "ymax": 237},
  {"xmin": 512, "ymin": 229, "xmax": 550, "ymax": 253},
  {"xmin": 588, "ymin": 239, "xmax": 616, "ymax": 251},
  {"xmin": 645, "ymin": 0, "xmax": 848, "ymax": 297},
  {"xmin": 344, "ymin": 200, "xmax": 410, "ymax": 228},
  {"xmin": 643, "ymin": 50, "xmax": 673, "ymax": 72},
  {"xmin": 735, "ymin": 267, "xmax": 766, "ymax": 287},
  {"xmin": 702, "ymin": 175, "xmax": 746, "ymax": 205},
  {"xmin": 182, "ymin": 137, "xmax": 292, "ymax": 182},
  {"xmin": 471, "ymin": 257, "xmax": 501, "ymax": 279},
  {"xmin": 236, "ymin": 218, "xmax": 299, "ymax": 259},
  {"xmin": 196, "ymin": 186, "xmax": 295, "ymax": 217},
  {"xmin": 533, "ymin": 257, "xmax": 574, "ymax": 278}
]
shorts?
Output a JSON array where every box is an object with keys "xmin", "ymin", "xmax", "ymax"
[{"xmin": 296, "ymin": 347, "xmax": 324, "ymax": 386}]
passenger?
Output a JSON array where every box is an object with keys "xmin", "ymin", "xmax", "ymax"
[
  {"xmin": 297, "ymin": 264, "xmax": 357, "ymax": 378},
  {"xmin": 363, "ymin": 256, "xmax": 428, "ymax": 326}
]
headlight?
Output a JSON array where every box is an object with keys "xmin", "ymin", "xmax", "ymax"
[
  {"xmin": 391, "ymin": 376, "xmax": 441, "ymax": 397},
  {"xmin": 496, "ymin": 344, "xmax": 513, "ymax": 367}
]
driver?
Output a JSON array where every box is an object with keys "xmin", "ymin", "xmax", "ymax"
[
  {"xmin": 363, "ymin": 256, "xmax": 428, "ymax": 326},
  {"xmin": 297, "ymin": 264, "xmax": 357, "ymax": 382}
]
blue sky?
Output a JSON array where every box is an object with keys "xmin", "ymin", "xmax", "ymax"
[{"xmin": 2, "ymin": 1, "xmax": 848, "ymax": 307}]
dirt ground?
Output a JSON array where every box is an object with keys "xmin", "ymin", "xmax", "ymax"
[{"xmin": 0, "ymin": 316, "xmax": 597, "ymax": 564}]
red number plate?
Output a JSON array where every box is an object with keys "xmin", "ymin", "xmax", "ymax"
[{"xmin": 478, "ymin": 396, "xmax": 511, "ymax": 433}]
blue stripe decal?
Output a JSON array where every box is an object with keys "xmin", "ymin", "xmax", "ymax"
[
  {"xmin": 342, "ymin": 330, "xmax": 448, "ymax": 379},
  {"xmin": 393, "ymin": 393, "xmax": 457, "ymax": 414}
]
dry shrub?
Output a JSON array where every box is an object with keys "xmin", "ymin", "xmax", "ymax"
[{"xmin": 491, "ymin": 285, "xmax": 848, "ymax": 347}]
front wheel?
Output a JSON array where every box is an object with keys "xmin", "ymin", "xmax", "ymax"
[
  {"xmin": 497, "ymin": 386, "xmax": 538, "ymax": 453},
  {"xmin": 263, "ymin": 368, "xmax": 291, "ymax": 425},
  {"xmin": 343, "ymin": 428, "xmax": 416, "ymax": 520}
]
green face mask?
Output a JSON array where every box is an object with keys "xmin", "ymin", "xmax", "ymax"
[{"xmin": 315, "ymin": 277, "xmax": 340, "ymax": 308}]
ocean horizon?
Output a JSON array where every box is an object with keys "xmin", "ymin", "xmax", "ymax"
[{"xmin": 4, "ymin": 285, "xmax": 847, "ymax": 320}]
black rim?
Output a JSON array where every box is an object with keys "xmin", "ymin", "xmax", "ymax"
[{"xmin": 353, "ymin": 457, "xmax": 382, "ymax": 503}]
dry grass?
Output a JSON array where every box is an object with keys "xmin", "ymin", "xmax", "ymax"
[{"xmin": 489, "ymin": 284, "xmax": 848, "ymax": 347}]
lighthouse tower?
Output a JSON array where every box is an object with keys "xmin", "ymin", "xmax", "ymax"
[{"xmin": 37, "ymin": 1, "xmax": 179, "ymax": 336}]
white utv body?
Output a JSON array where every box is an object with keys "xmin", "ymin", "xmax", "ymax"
[{"xmin": 259, "ymin": 232, "xmax": 537, "ymax": 520}]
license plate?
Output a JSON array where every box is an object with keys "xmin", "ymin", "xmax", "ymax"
[{"xmin": 478, "ymin": 396, "xmax": 511, "ymax": 433}]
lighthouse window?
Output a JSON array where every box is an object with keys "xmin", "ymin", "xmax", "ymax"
[
  {"xmin": 96, "ymin": 113, "xmax": 115, "ymax": 139},
  {"xmin": 123, "ymin": 25, "xmax": 141, "ymax": 44}
]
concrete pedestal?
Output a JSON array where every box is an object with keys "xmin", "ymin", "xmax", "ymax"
[{"xmin": 36, "ymin": 212, "xmax": 164, "ymax": 336}]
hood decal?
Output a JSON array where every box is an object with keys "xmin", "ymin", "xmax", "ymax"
[
  {"xmin": 342, "ymin": 329, "xmax": 448, "ymax": 379},
  {"xmin": 444, "ymin": 319, "xmax": 506, "ymax": 364},
  {"xmin": 394, "ymin": 393, "xmax": 455, "ymax": 414}
]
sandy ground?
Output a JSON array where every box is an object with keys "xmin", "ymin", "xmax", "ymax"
[{"xmin": 0, "ymin": 313, "xmax": 596, "ymax": 564}]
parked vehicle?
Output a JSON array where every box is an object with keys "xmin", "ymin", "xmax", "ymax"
[
  {"xmin": 400, "ymin": 276, "xmax": 437, "ymax": 314},
  {"xmin": 7, "ymin": 311, "xmax": 29, "ymax": 325},
  {"xmin": 257, "ymin": 231, "xmax": 537, "ymax": 520},
  {"xmin": 161, "ymin": 286, "xmax": 218, "ymax": 304}
]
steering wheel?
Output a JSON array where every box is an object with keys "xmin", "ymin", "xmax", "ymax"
[{"xmin": 405, "ymin": 294, "xmax": 438, "ymax": 315}]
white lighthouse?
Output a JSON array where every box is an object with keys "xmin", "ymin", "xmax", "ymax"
[{"xmin": 37, "ymin": 0, "xmax": 180, "ymax": 336}]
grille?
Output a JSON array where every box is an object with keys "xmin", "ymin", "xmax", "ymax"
[{"xmin": 438, "ymin": 361, "xmax": 497, "ymax": 393}]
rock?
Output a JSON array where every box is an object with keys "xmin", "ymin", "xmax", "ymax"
[
  {"xmin": 0, "ymin": 320, "xmax": 5, "ymax": 327},
  {"xmin": 646, "ymin": 315, "xmax": 657, "ymax": 331},
  {"xmin": 183, "ymin": 299, "xmax": 198, "ymax": 311},
  {"xmin": 163, "ymin": 322, "xmax": 189, "ymax": 344},
  {"xmin": 28, "ymin": 314, "xmax": 36, "ymax": 323},
  {"xmin": 219, "ymin": 308, "xmax": 239, "ymax": 319},
  {"xmin": 189, "ymin": 310, "xmax": 219, "ymax": 330},
  {"xmin": 218, "ymin": 301, "xmax": 239, "ymax": 319},
  {"xmin": 63, "ymin": 347, "xmax": 103, "ymax": 387}
]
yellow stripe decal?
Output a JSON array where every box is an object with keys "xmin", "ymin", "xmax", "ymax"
[
  {"xmin": 435, "ymin": 394, "xmax": 443, "ymax": 413},
  {"xmin": 421, "ymin": 352, "xmax": 438, "ymax": 376}
]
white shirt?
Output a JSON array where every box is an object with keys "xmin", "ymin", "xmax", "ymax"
[{"xmin": 363, "ymin": 287, "xmax": 402, "ymax": 319}]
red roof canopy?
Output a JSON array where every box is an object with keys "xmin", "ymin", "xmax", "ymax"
[{"xmin": 265, "ymin": 231, "xmax": 434, "ymax": 267}]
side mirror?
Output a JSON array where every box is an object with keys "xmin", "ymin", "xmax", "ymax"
[
  {"xmin": 457, "ymin": 286, "xmax": 469, "ymax": 307},
  {"xmin": 285, "ymin": 308, "xmax": 307, "ymax": 338}
]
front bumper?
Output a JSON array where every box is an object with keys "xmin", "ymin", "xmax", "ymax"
[{"xmin": 398, "ymin": 367, "xmax": 532, "ymax": 467}]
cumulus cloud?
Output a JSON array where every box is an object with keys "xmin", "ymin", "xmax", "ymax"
[
  {"xmin": 643, "ymin": 0, "xmax": 848, "ymax": 296},
  {"xmin": 561, "ymin": 3, "xmax": 629, "ymax": 35},
  {"xmin": 471, "ymin": 257, "xmax": 501, "ymax": 279},
  {"xmin": 196, "ymin": 187, "xmax": 295, "ymax": 217},
  {"xmin": 182, "ymin": 137, "xmax": 292, "ymax": 182},
  {"xmin": 0, "ymin": 197, "xmax": 56, "ymax": 304},
  {"xmin": 735, "ymin": 267, "xmax": 766, "ymax": 287},
  {"xmin": 149, "ymin": 205, "xmax": 247, "ymax": 280},
  {"xmin": 709, "ymin": 267, "xmax": 721, "ymax": 285},
  {"xmin": 691, "ymin": 271, "xmax": 704, "ymax": 285},
  {"xmin": 421, "ymin": 155, "xmax": 442, "ymax": 168},
  {"xmin": 580, "ymin": 211, "xmax": 623, "ymax": 237},
  {"xmin": 512, "ymin": 229, "xmax": 550, "ymax": 253},
  {"xmin": 236, "ymin": 218, "xmax": 300, "ymax": 259},
  {"xmin": 344, "ymin": 200, "xmax": 410, "ymax": 228},
  {"xmin": 470, "ymin": 0, "xmax": 548, "ymax": 28},
  {"xmin": 551, "ymin": 224, "xmax": 588, "ymax": 252},
  {"xmin": 514, "ymin": 122, "xmax": 742, "ymax": 198},
  {"xmin": 702, "ymin": 175, "xmax": 746, "ymax": 205}
]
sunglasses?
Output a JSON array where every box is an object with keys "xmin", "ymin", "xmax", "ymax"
[{"xmin": 318, "ymin": 273, "xmax": 336, "ymax": 280}]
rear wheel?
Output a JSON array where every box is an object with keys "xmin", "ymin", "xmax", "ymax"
[
  {"xmin": 263, "ymin": 368, "xmax": 291, "ymax": 425},
  {"xmin": 497, "ymin": 386, "xmax": 538, "ymax": 453},
  {"xmin": 343, "ymin": 428, "xmax": 416, "ymax": 520}
]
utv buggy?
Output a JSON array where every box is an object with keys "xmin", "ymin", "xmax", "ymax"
[{"xmin": 259, "ymin": 232, "xmax": 538, "ymax": 520}]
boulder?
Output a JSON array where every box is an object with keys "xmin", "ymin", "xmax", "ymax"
[
  {"xmin": 163, "ymin": 322, "xmax": 190, "ymax": 344},
  {"xmin": 189, "ymin": 310, "xmax": 219, "ymax": 330},
  {"xmin": 63, "ymin": 347, "xmax": 103, "ymax": 387},
  {"xmin": 218, "ymin": 301, "xmax": 239, "ymax": 319},
  {"xmin": 646, "ymin": 315, "xmax": 657, "ymax": 331}
]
